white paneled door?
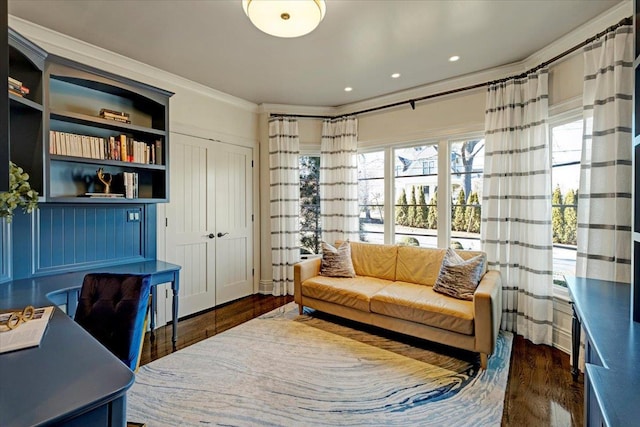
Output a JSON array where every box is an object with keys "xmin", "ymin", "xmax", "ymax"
[{"xmin": 166, "ymin": 133, "xmax": 253, "ymax": 318}]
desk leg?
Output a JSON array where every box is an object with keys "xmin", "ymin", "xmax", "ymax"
[
  {"xmin": 571, "ymin": 302, "xmax": 580, "ymax": 381},
  {"xmin": 150, "ymin": 288, "xmax": 156, "ymax": 341},
  {"xmin": 172, "ymin": 275, "xmax": 179, "ymax": 350}
]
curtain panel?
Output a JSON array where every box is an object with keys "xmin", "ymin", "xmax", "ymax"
[
  {"xmin": 320, "ymin": 117, "xmax": 360, "ymax": 244},
  {"xmin": 482, "ymin": 69, "xmax": 554, "ymax": 345},
  {"xmin": 576, "ymin": 24, "xmax": 633, "ymax": 283},
  {"xmin": 269, "ymin": 117, "xmax": 300, "ymax": 296}
]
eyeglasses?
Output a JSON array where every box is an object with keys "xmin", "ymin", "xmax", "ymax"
[{"xmin": 0, "ymin": 306, "xmax": 36, "ymax": 332}]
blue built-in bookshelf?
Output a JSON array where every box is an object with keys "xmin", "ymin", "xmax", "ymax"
[
  {"xmin": 2, "ymin": 29, "xmax": 171, "ymax": 284},
  {"xmin": 10, "ymin": 203, "xmax": 157, "ymax": 280}
]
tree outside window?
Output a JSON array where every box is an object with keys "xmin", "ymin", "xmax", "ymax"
[
  {"xmin": 450, "ymin": 139, "xmax": 484, "ymax": 250},
  {"xmin": 551, "ymin": 119, "xmax": 581, "ymax": 285},
  {"xmin": 299, "ymin": 155, "xmax": 321, "ymax": 255}
]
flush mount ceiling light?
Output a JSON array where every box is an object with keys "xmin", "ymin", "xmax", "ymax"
[{"xmin": 242, "ymin": 0, "xmax": 326, "ymax": 38}]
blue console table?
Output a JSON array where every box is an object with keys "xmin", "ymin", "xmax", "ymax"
[
  {"xmin": 567, "ymin": 276, "xmax": 640, "ymax": 427},
  {"xmin": 0, "ymin": 260, "xmax": 181, "ymax": 426}
]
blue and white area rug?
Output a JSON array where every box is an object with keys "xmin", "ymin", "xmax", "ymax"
[{"xmin": 128, "ymin": 303, "xmax": 512, "ymax": 426}]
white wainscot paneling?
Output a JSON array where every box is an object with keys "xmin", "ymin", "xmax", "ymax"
[{"xmin": 553, "ymin": 295, "xmax": 573, "ymax": 355}]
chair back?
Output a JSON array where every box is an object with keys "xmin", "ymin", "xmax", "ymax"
[{"xmin": 74, "ymin": 273, "xmax": 151, "ymax": 371}]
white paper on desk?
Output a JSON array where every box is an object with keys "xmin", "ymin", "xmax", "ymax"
[{"xmin": 0, "ymin": 306, "xmax": 54, "ymax": 354}]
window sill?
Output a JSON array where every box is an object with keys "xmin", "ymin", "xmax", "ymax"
[{"xmin": 553, "ymin": 284, "xmax": 571, "ymax": 303}]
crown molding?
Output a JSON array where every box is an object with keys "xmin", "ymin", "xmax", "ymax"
[{"xmin": 8, "ymin": 15, "xmax": 259, "ymax": 113}]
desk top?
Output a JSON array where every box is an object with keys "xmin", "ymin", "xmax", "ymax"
[
  {"xmin": 567, "ymin": 276, "xmax": 640, "ymax": 427},
  {"xmin": 0, "ymin": 260, "xmax": 181, "ymax": 308},
  {"xmin": 0, "ymin": 259, "xmax": 181, "ymax": 426}
]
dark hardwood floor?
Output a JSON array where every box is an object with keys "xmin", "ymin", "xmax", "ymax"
[{"xmin": 140, "ymin": 295, "xmax": 583, "ymax": 427}]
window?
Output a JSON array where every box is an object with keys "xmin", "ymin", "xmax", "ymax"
[
  {"xmin": 358, "ymin": 150, "xmax": 385, "ymax": 244},
  {"xmin": 393, "ymin": 144, "xmax": 439, "ymax": 248},
  {"xmin": 550, "ymin": 118, "xmax": 581, "ymax": 285},
  {"xmin": 299, "ymin": 155, "xmax": 321, "ymax": 255},
  {"xmin": 450, "ymin": 139, "xmax": 484, "ymax": 251},
  {"xmin": 357, "ymin": 136, "xmax": 484, "ymax": 249}
]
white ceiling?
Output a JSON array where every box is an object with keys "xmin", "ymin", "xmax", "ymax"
[{"xmin": 8, "ymin": 0, "xmax": 624, "ymax": 108}]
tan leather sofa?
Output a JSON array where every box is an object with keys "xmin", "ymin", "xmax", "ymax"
[{"xmin": 294, "ymin": 242, "xmax": 502, "ymax": 369}]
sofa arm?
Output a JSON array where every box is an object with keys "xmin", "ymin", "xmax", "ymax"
[
  {"xmin": 473, "ymin": 270, "xmax": 502, "ymax": 356},
  {"xmin": 294, "ymin": 257, "xmax": 321, "ymax": 306}
]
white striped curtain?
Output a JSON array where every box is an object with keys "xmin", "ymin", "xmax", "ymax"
[
  {"xmin": 320, "ymin": 117, "xmax": 359, "ymax": 244},
  {"xmin": 482, "ymin": 69, "xmax": 554, "ymax": 345},
  {"xmin": 576, "ymin": 24, "xmax": 633, "ymax": 283},
  {"xmin": 269, "ymin": 117, "xmax": 300, "ymax": 296}
]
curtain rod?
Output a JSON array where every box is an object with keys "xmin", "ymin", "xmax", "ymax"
[{"xmin": 271, "ymin": 16, "xmax": 632, "ymax": 121}]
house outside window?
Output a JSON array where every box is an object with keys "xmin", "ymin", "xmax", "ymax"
[
  {"xmin": 357, "ymin": 137, "xmax": 484, "ymax": 250},
  {"xmin": 393, "ymin": 144, "xmax": 439, "ymax": 248},
  {"xmin": 299, "ymin": 155, "xmax": 321, "ymax": 255}
]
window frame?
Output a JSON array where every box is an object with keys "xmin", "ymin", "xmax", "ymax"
[
  {"xmin": 548, "ymin": 108, "xmax": 583, "ymax": 301},
  {"xmin": 357, "ymin": 131, "xmax": 485, "ymax": 249}
]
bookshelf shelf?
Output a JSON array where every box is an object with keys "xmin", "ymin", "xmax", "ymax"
[
  {"xmin": 9, "ymin": 92, "xmax": 43, "ymax": 112},
  {"xmin": 45, "ymin": 56, "xmax": 173, "ymax": 203},
  {"xmin": 50, "ymin": 109, "xmax": 166, "ymax": 137},
  {"xmin": 50, "ymin": 154, "xmax": 167, "ymax": 171},
  {"xmin": 47, "ymin": 197, "xmax": 165, "ymax": 204}
]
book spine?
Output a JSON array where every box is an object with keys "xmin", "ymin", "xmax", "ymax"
[
  {"xmin": 155, "ymin": 140, "xmax": 162, "ymax": 165},
  {"xmin": 49, "ymin": 130, "xmax": 55, "ymax": 155},
  {"xmin": 120, "ymin": 135, "xmax": 128, "ymax": 162}
]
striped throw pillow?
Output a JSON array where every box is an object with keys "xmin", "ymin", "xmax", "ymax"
[
  {"xmin": 433, "ymin": 248, "xmax": 486, "ymax": 300},
  {"xmin": 320, "ymin": 241, "xmax": 356, "ymax": 278}
]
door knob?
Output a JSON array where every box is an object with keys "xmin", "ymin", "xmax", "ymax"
[
  {"xmin": 217, "ymin": 232, "xmax": 229, "ymax": 238},
  {"xmin": 203, "ymin": 233, "xmax": 215, "ymax": 239}
]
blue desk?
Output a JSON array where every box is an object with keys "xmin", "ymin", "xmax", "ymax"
[
  {"xmin": 3, "ymin": 260, "xmax": 181, "ymax": 348},
  {"xmin": 0, "ymin": 260, "xmax": 181, "ymax": 426},
  {"xmin": 567, "ymin": 277, "xmax": 640, "ymax": 427}
]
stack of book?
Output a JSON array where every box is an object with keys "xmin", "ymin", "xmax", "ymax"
[
  {"xmin": 49, "ymin": 131, "xmax": 162, "ymax": 165},
  {"xmin": 99, "ymin": 108, "xmax": 131, "ymax": 124},
  {"xmin": 8, "ymin": 76, "xmax": 30, "ymax": 98},
  {"xmin": 122, "ymin": 172, "xmax": 139, "ymax": 199}
]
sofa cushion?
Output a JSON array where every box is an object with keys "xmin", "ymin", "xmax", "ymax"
[
  {"xmin": 396, "ymin": 246, "xmax": 487, "ymax": 286},
  {"xmin": 320, "ymin": 241, "xmax": 356, "ymax": 278},
  {"xmin": 349, "ymin": 241, "xmax": 398, "ymax": 280},
  {"xmin": 396, "ymin": 246, "xmax": 446, "ymax": 286},
  {"xmin": 370, "ymin": 281, "xmax": 474, "ymax": 335},
  {"xmin": 301, "ymin": 276, "xmax": 393, "ymax": 312},
  {"xmin": 433, "ymin": 248, "xmax": 486, "ymax": 300}
]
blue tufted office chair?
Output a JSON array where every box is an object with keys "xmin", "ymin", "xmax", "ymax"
[{"xmin": 74, "ymin": 273, "xmax": 152, "ymax": 371}]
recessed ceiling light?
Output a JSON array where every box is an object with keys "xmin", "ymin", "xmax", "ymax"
[
  {"xmin": 449, "ymin": 55, "xmax": 460, "ymax": 62},
  {"xmin": 391, "ymin": 73, "xmax": 401, "ymax": 79},
  {"xmin": 344, "ymin": 87, "xmax": 353, "ymax": 92}
]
